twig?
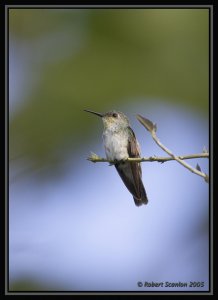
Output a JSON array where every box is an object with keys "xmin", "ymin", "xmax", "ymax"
[
  {"xmin": 86, "ymin": 115, "xmax": 209, "ymax": 183},
  {"xmin": 136, "ymin": 114, "xmax": 209, "ymax": 183},
  {"xmin": 87, "ymin": 152, "xmax": 209, "ymax": 163}
]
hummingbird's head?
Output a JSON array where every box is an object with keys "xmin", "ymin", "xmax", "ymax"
[
  {"xmin": 84, "ymin": 109, "xmax": 129, "ymax": 131},
  {"xmin": 102, "ymin": 111, "xmax": 129, "ymax": 131}
]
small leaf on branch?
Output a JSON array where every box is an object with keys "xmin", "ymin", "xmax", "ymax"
[
  {"xmin": 196, "ymin": 163, "xmax": 202, "ymax": 171},
  {"xmin": 203, "ymin": 146, "xmax": 208, "ymax": 153},
  {"xmin": 136, "ymin": 114, "xmax": 156, "ymax": 133}
]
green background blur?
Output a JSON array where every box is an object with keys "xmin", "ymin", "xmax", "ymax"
[{"xmin": 9, "ymin": 8, "xmax": 209, "ymax": 171}]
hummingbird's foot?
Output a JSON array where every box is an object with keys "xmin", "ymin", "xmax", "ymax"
[
  {"xmin": 119, "ymin": 158, "xmax": 128, "ymax": 164},
  {"xmin": 108, "ymin": 158, "xmax": 126, "ymax": 166},
  {"xmin": 108, "ymin": 159, "xmax": 119, "ymax": 166}
]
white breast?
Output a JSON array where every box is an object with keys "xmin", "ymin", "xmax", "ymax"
[{"xmin": 103, "ymin": 130, "xmax": 129, "ymax": 161}]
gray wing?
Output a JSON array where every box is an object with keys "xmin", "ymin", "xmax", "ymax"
[
  {"xmin": 115, "ymin": 127, "xmax": 148, "ymax": 205},
  {"xmin": 127, "ymin": 127, "xmax": 142, "ymax": 197}
]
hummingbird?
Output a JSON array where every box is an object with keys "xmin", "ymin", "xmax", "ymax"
[{"xmin": 84, "ymin": 109, "xmax": 148, "ymax": 206}]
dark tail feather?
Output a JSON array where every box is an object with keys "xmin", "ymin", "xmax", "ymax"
[
  {"xmin": 133, "ymin": 180, "xmax": 148, "ymax": 206},
  {"xmin": 133, "ymin": 196, "xmax": 148, "ymax": 206},
  {"xmin": 114, "ymin": 163, "xmax": 148, "ymax": 207}
]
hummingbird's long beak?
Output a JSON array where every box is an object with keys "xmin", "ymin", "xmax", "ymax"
[{"xmin": 84, "ymin": 109, "xmax": 103, "ymax": 117}]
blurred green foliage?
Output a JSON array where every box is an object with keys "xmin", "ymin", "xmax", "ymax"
[
  {"xmin": 9, "ymin": 278, "xmax": 67, "ymax": 291},
  {"xmin": 9, "ymin": 8, "xmax": 209, "ymax": 171}
]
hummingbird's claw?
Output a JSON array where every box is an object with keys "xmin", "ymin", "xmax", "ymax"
[
  {"xmin": 120, "ymin": 158, "xmax": 128, "ymax": 164},
  {"xmin": 109, "ymin": 159, "xmax": 118, "ymax": 166},
  {"xmin": 109, "ymin": 158, "xmax": 125, "ymax": 166},
  {"xmin": 113, "ymin": 158, "xmax": 128, "ymax": 165}
]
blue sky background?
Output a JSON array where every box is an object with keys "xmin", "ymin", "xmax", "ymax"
[{"xmin": 9, "ymin": 102, "xmax": 209, "ymax": 291}]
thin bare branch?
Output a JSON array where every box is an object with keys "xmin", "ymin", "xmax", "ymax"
[
  {"xmin": 136, "ymin": 114, "xmax": 209, "ymax": 183},
  {"xmin": 86, "ymin": 115, "xmax": 209, "ymax": 183},
  {"xmin": 87, "ymin": 152, "xmax": 209, "ymax": 163}
]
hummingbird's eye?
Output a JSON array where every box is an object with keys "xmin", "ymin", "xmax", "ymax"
[{"xmin": 112, "ymin": 113, "xmax": 118, "ymax": 118}]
